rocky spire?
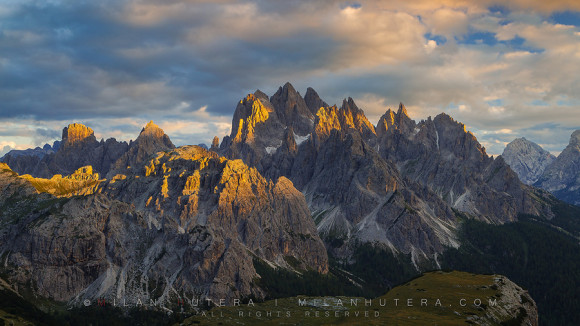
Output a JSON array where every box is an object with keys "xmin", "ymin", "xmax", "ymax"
[
  {"xmin": 270, "ymin": 82, "xmax": 314, "ymax": 135},
  {"xmin": 569, "ymin": 130, "xmax": 580, "ymax": 147},
  {"xmin": 339, "ymin": 97, "xmax": 376, "ymax": 140},
  {"xmin": 375, "ymin": 103, "xmax": 415, "ymax": 138},
  {"xmin": 230, "ymin": 94, "xmax": 272, "ymax": 144},
  {"xmin": 253, "ymin": 89, "xmax": 269, "ymax": 103},
  {"xmin": 536, "ymin": 129, "xmax": 580, "ymax": 205},
  {"xmin": 211, "ymin": 136, "xmax": 220, "ymax": 150},
  {"xmin": 111, "ymin": 121, "xmax": 174, "ymax": 172},
  {"xmin": 304, "ymin": 87, "xmax": 328, "ymax": 114},
  {"xmin": 61, "ymin": 123, "xmax": 97, "ymax": 148},
  {"xmin": 376, "ymin": 109, "xmax": 396, "ymax": 138}
]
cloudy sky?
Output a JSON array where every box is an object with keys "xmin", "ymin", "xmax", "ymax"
[{"xmin": 1, "ymin": 0, "xmax": 580, "ymax": 156}]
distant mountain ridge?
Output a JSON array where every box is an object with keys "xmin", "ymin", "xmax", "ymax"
[
  {"xmin": 500, "ymin": 133, "xmax": 580, "ymax": 206},
  {"xmin": 535, "ymin": 130, "xmax": 580, "ymax": 205},
  {"xmin": 1, "ymin": 121, "xmax": 174, "ymax": 179},
  {"xmin": 501, "ymin": 137, "xmax": 556, "ymax": 185}
]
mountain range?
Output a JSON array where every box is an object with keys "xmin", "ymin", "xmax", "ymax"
[
  {"xmin": 502, "ymin": 132, "xmax": 580, "ymax": 206},
  {"xmin": 1, "ymin": 82, "xmax": 579, "ymax": 325}
]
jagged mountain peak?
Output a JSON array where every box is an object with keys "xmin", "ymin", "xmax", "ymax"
[
  {"xmin": 62, "ymin": 123, "xmax": 96, "ymax": 147},
  {"xmin": 504, "ymin": 137, "xmax": 547, "ymax": 154},
  {"xmin": 339, "ymin": 97, "xmax": 376, "ymax": 140},
  {"xmin": 376, "ymin": 109, "xmax": 396, "ymax": 138},
  {"xmin": 304, "ymin": 87, "xmax": 328, "ymax": 114},
  {"xmin": 341, "ymin": 97, "xmax": 360, "ymax": 112},
  {"xmin": 536, "ymin": 129, "xmax": 580, "ymax": 205},
  {"xmin": 230, "ymin": 93, "xmax": 273, "ymax": 144},
  {"xmin": 502, "ymin": 137, "xmax": 555, "ymax": 185},
  {"xmin": 271, "ymin": 82, "xmax": 300, "ymax": 104},
  {"xmin": 109, "ymin": 121, "xmax": 174, "ymax": 174},
  {"xmin": 433, "ymin": 112, "xmax": 473, "ymax": 136},
  {"xmin": 140, "ymin": 120, "xmax": 163, "ymax": 135},
  {"xmin": 211, "ymin": 136, "xmax": 220, "ymax": 150},
  {"xmin": 569, "ymin": 129, "xmax": 580, "ymax": 146},
  {"xmin": 253, "ymin": 89, "xmax": 269, "ymax": 102},
  {"xmin": 270, "ymin": 82, "xmax": 314, "ymax": 136},
  {"xmin": 137, "ymin": 120, "xmax": 173, "ymax": 146},
  {"xmin": 376, "ymin": 104, "xmax": 415, "ymax": 136},
  {"xmin": 397, "ymin": 102, "xmax": 408, "ymax": 117}
]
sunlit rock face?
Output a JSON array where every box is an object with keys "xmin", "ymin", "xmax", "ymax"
[
  {"xmin": 61, "ymin": 123, "xmax": 96, "ymax": 148},
  {"xmin": 109, "ymin": 120, "xmax": 174, "ymax": 176},
  {"xmin": 0, "ymin": 145, "xmax": 327, "ymax": 303},
  {"xmin": 220, "ymin": 85, "xmax": 462, "ymax": 263},
  {"xmin": 501, "ymin": 137, "xmax": 556, "ymax": 185},
  {"xmin": 536, "ymin": 130, "xmax": 580, "ymax": 205},
  {"xmin": 219, "ymin": 83, "xmax": 555, "ymax": 264},
  {"xmin": 20, "ymin": 165, "xmax": 102, "ymax": 197}
]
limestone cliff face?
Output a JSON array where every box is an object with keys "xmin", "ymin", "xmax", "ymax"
[
  {"xmin": 501, "ymin": 138, "xmax": 556, "ymax": 185},
  {"xmin": 536, "ymin": 130, "xmax": 580, "ymax": 205},
  {"xmin": 377, "ymin": 106, "xmax": 553, "ymax": 223},
  {"xmin": 0, "ymin": 146, "xmax": 327, "ymax": 304}
]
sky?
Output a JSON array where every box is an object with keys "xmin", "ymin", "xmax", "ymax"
[{"xmin": 1, "ymin": 0, "xmax": 580, "ymax": 156}]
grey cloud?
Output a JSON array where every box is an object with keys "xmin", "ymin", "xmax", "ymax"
[{"xmin": 1, "ymin": 0, "xmax": 579, "ymax": 155}]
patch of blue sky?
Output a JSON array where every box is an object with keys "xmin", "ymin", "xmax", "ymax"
[
  {"xmin": 457, "ymin": 31, "xmax": 497, "ymax": 46},
  {"xmin": 424, "ymin": 33, "xmax": 447, "ymax": 45},
  {"xmin": 340, "ymin": 2, "xmax": 361, "ymax": 10},
  {"xmin": 500, "ymin": 36, "xmax": 544, "ymax": 54},
  {"xmin": 488, "ymin": 5, "xmax": 510, "ymax": 16},
  {"xmin": 557, "ymin": 99, "xmax": 580, "ymax": 106},
  {"xmin": 486, "ymin": 99, "xmax": 503, "ymax": 106},
  {"xmin": 457, "ymin": 30, "xmax": 544, "ymax": 54},
  {"xmin": 530, "ymin": 100, "xmax": 549, "ymax": 106},
  {"xmin": 550, "ymin": 11, "xmax": 580, "ymax": 27}
]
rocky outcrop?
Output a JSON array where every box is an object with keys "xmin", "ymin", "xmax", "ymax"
[
  {"xmin": 536, "ymin": 130, "xmax": 580, "ymax": 205},
  {"xmin": 110, "ymin": 121, "xmax": 174, "ymax": 175},
  {"xmin": 210, "ymin": 136, "xmax": 219, "ymax": 151},
  {"xmin": 0, "ymin": 146, "xmax": 327, "ymax": 305},
  {"xmin": 20, "ymin": 165, "xmax": 102, "ymax": 197},
  {"xmin": 502, "ymin": 138, "xmax": 556, "ymax": 185}
]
